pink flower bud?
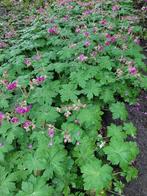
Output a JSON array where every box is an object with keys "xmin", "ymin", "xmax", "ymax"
[
  {"xmin": 77, "ymin": 54, "xmax": 88, "ymax": 62},
  {"xmin": 11, "ymin": 117, "xmax": 19, "ymax": 124},
  {"xmin": 23, "ymin": 120, "xmax": 32, "ymax": 129},
  {"xmin": 7, "ymin": 81, "xmax": 18, "ymax": 91},
  {"xmin": 15, "ymin": 105, "xmax": 32, "ymax": 115},
  {"xmin": 128, "ymin": 66, "xmax": 137, "ymax": 75},
  {"xmin": 48, "ymin": 128, "xmax": 55, "ymax": 138}
]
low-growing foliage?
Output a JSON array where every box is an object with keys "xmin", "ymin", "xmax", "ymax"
[{"xmin": 0, "ymin": 0, "xmax": 146, "ymax": 195}]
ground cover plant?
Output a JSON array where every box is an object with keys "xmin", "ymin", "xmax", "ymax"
[{"xmin": 0, "ymin": 0, "xmax": 147, "ymax": 195}]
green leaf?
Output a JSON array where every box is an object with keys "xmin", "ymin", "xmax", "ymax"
[
  {"xmin": 77, "ymin": 105, "xmax": 102, "ymax": 132},
  {"xmin": 17, "ymin": 176, "xmax": 54, "ymax": 196},
  {"xmin": 81, "ymin": 80, "xmax": 100, "ymax": 100},
  {"xmin": 104, "ymin": 140, "xmax": 139, "ymax": 168},
  {"xmin": 123, "ymin": 122, "xmax": 137, "ymax": 137},
  {"xmin": 107, "ymin": 124, "xmax": 126, "ymax": 141},
  {"xmin": 81, "ymin": 159, "xmax": 112, "ymax": 193},
  {"xmin": 23, "ymin": 153, "xmax": 46, "ymax": 173},
  {"xmin": 73, "ymin": 136, "xmax": 95, "ymax": 166},
  {"xmin": 122, "ymin": 166, "xmax": 138, "ymax": 182},
  {"xmin": 110, "ymin": 102, "xmax": 128, "ymax": 121},
  {"xmin": 0, "ymin": 166, "xmax": 16, "ymax": 195},
  {"xmin": 60, "ymin": 83, "xmax": 79, "ymax": 102}
]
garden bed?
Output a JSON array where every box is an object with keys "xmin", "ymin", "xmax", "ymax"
[{"xmin": 0, "ymin": 0, "xmax": 147, "ymax": 195}]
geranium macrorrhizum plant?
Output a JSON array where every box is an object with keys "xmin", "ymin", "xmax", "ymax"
[{"xmin": 0, "ymin": 0, "xmax": 147, "ymax": 195}]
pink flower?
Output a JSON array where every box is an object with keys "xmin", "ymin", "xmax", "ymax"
[
  {"xmin": 83, "ymin": 32, "xmax": 90, "ymax": 37},
  {"xmin": 128, "ymin": 66, "xmax": 137, "ymax": 75},
  {"xmin": 0, "ymin": 112, "xmax": 5, "ymax": 121},
  {"xmin": 97, "ymin": 45, "xmax": 104, "ymax": 51},
  {"xmin": 77, "ymin": 54, "xmax": 88, "ymax": 62},
  {"xmin": 11, "ymin": 117, "xmax": 19, "ymax": 124},
  {"xmin": 83, "ymin": 10, "xmax": 93, "ymax": 16},
  {"xmin": 48, "ymin": 26, "xmax": 58, "ymax": 35},
  {"xmin": 106, "ymin": 34, "xmax": 111, "ymax": 39},
  {"xmin": 15, "ymin": 105, "xmax": 32, "ymax": 115},
  {"xmin": 84, "ymin": 40, "xmax": 90, "ymax": 47},
  {"xmin": 0, "ymin": 42, "xmax": 7, "ymax": 48},
  {"xmin": 91, "ymin": 51, "xmax": 97, "ymax": 57},
  {"xmin": 134, "ymin": 38, "xmax": 140, "ymax": 45},
  {"xmin": 0, "ymin": 112, "xmax": 5, "ymax": 126},
  {"xmin": 128, "ymin": 27, "xmax": 132, "ymax": 34},
  {"xmin": 105, "ymin": 41, "xmax": 111, "ymax": 46},
  {"xmin": 32, "ymin": 76, "xmax": 46, "ymax": 85},
  {"xmin": 7, "ymin": 81, "xmax": 18, "ymax": 91},
  {"xmin": 100, "ymin": 19, "xmax": 107, "ymax": 25},
  {"xmin": 37, "ymin": 7, "xmax": 45, "ymax": 14},
  {"xmin": 75, "ymin": 27, "xmax": 80, "ymax": 33},
  {"xmin": 24, "ymin": 58, "xmax": 31, "ymax": 66},
  {"xmin": 48, "ymin": 128, "xmax": 55, "ymax": 138},
  {"xmin": 63, "ymin": 15, "xmax": 69, "ymax": 21},
  {"xmin": 23, "ymin": 120, "xmax": 32, "ymax": 129},
  {"xmin": 110, "ymin": 36, "xmax": 116, "ymax": 43},
  {"xmin": 5, "ymin": 31, "xmax": 15, "ymax": 39},
  {"xmin": 106, "ymin": 34, "xmax": 116, "ymax": 43},
  {"xmin": 112, "ymin": 5, "xmax": 120, "ymax": 11}
]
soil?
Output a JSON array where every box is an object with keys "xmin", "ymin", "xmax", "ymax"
[{"xmin": 123, "ymin": 41, "xmax": 147, "ymax": 196}]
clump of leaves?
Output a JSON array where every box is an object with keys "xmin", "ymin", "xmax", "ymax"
[{"xmin": 0, "ymin": 0, "xmax": 146, "ymax": 195}]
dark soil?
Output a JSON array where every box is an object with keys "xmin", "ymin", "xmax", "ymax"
[{"xmin": 124, "ymin": 41, "xmax": 147, "ymax": 196}]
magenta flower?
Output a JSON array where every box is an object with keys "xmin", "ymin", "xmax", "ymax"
[
  {"xmin": 0, "ymin": 112, "xmax": 5, "ymax": 126},
  {"xmin": 75, "ymin": 27, "xmax": 80, "ymax": 33},
  {"xmin": 128, "ymin": 66, "xmax": 137, "ymax": 75},
  {"xmin": 128, "ymin": 27, "xmax": 132, "ymax": 34},
  {"xmin": 105, "ymin": 41, "xmax": 111, "ymax": 46},
  {"xmin": 112, "ymin": 5, "xmax": 120, "ymax": 11},
  {"xmin": 15, "ymin": 105, "xmax": 32, "ymax": 115},
  {"xmin": 83, "ymin": 32, "xmax": 90, "ymax": 37},
  {"xmin": 33, "ymin": 76, "xmax": 46, "ymax": 85},
  {"xmin": 134, "ymin": 38, "xmax": 140, "ymax": 45},
  {"xmin": 83, "ymin": 10, "xmax": 93, "ymax": 16},
  {"xmin": 48, "ymin": 26, "xmax": 58, "ymax": 35},
  {"xmin": 5, "ymin": 31, "xmax": 15, "ymax": 39},
  {"xmin": 7, "ymin": 81, "xmax": 18, "ymax": 91},
  {"xmin": 100, "ymin": 19, "xmax": 107, "ymax": 25},
  {"xmin": 84, "ymin": 40, "xmax": 90, "ymax": 47},
  {"xmin": 37, "ymin": 7, "xmax": 45, "ymax": 14},
  {"xmin": 106, "ymin": 34, "xmax": 111, "ymax": 39},
  {"xmin": 24, "ymin": 58, "xmax": 31, "ymax": 66},
  {"xmin": 91, "ymin": 51, "xmax": 97, "ymax": 57},
  {"xmin": 63, "ymin": 15, "xmax": 69, "ymax": 21},
  {"xmin": 0, "ymin": 42, "xmax": 7, "ymax": 48},
  {"xmin": 97, "ymin": 45, "xmax": 104, "ymax": 52},
  {"xmin": 77, "ymin": 54, "xmax": 88, "ymax": 62},
  {"xmin": 0, "ymin": 112, "xmax": 5, "ymax": 121},
  {"xmin": 110, "ymin": 36, "xmax": 116, "ymax": 43},
  {"xmin": 23, "ymin": 120, "xmax": 32, "ymax": 129},
  {"xmin": 48, "ymin": 128, "xmax": 55, "ymax": 138},
  {"xmin": 11, "ymin": 117, "xmax": 19, "ymax": 124}
]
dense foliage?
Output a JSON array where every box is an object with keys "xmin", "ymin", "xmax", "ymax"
[{"xmin": 0, "ymin": 0, "xmax": 147, "ymax": 195}]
